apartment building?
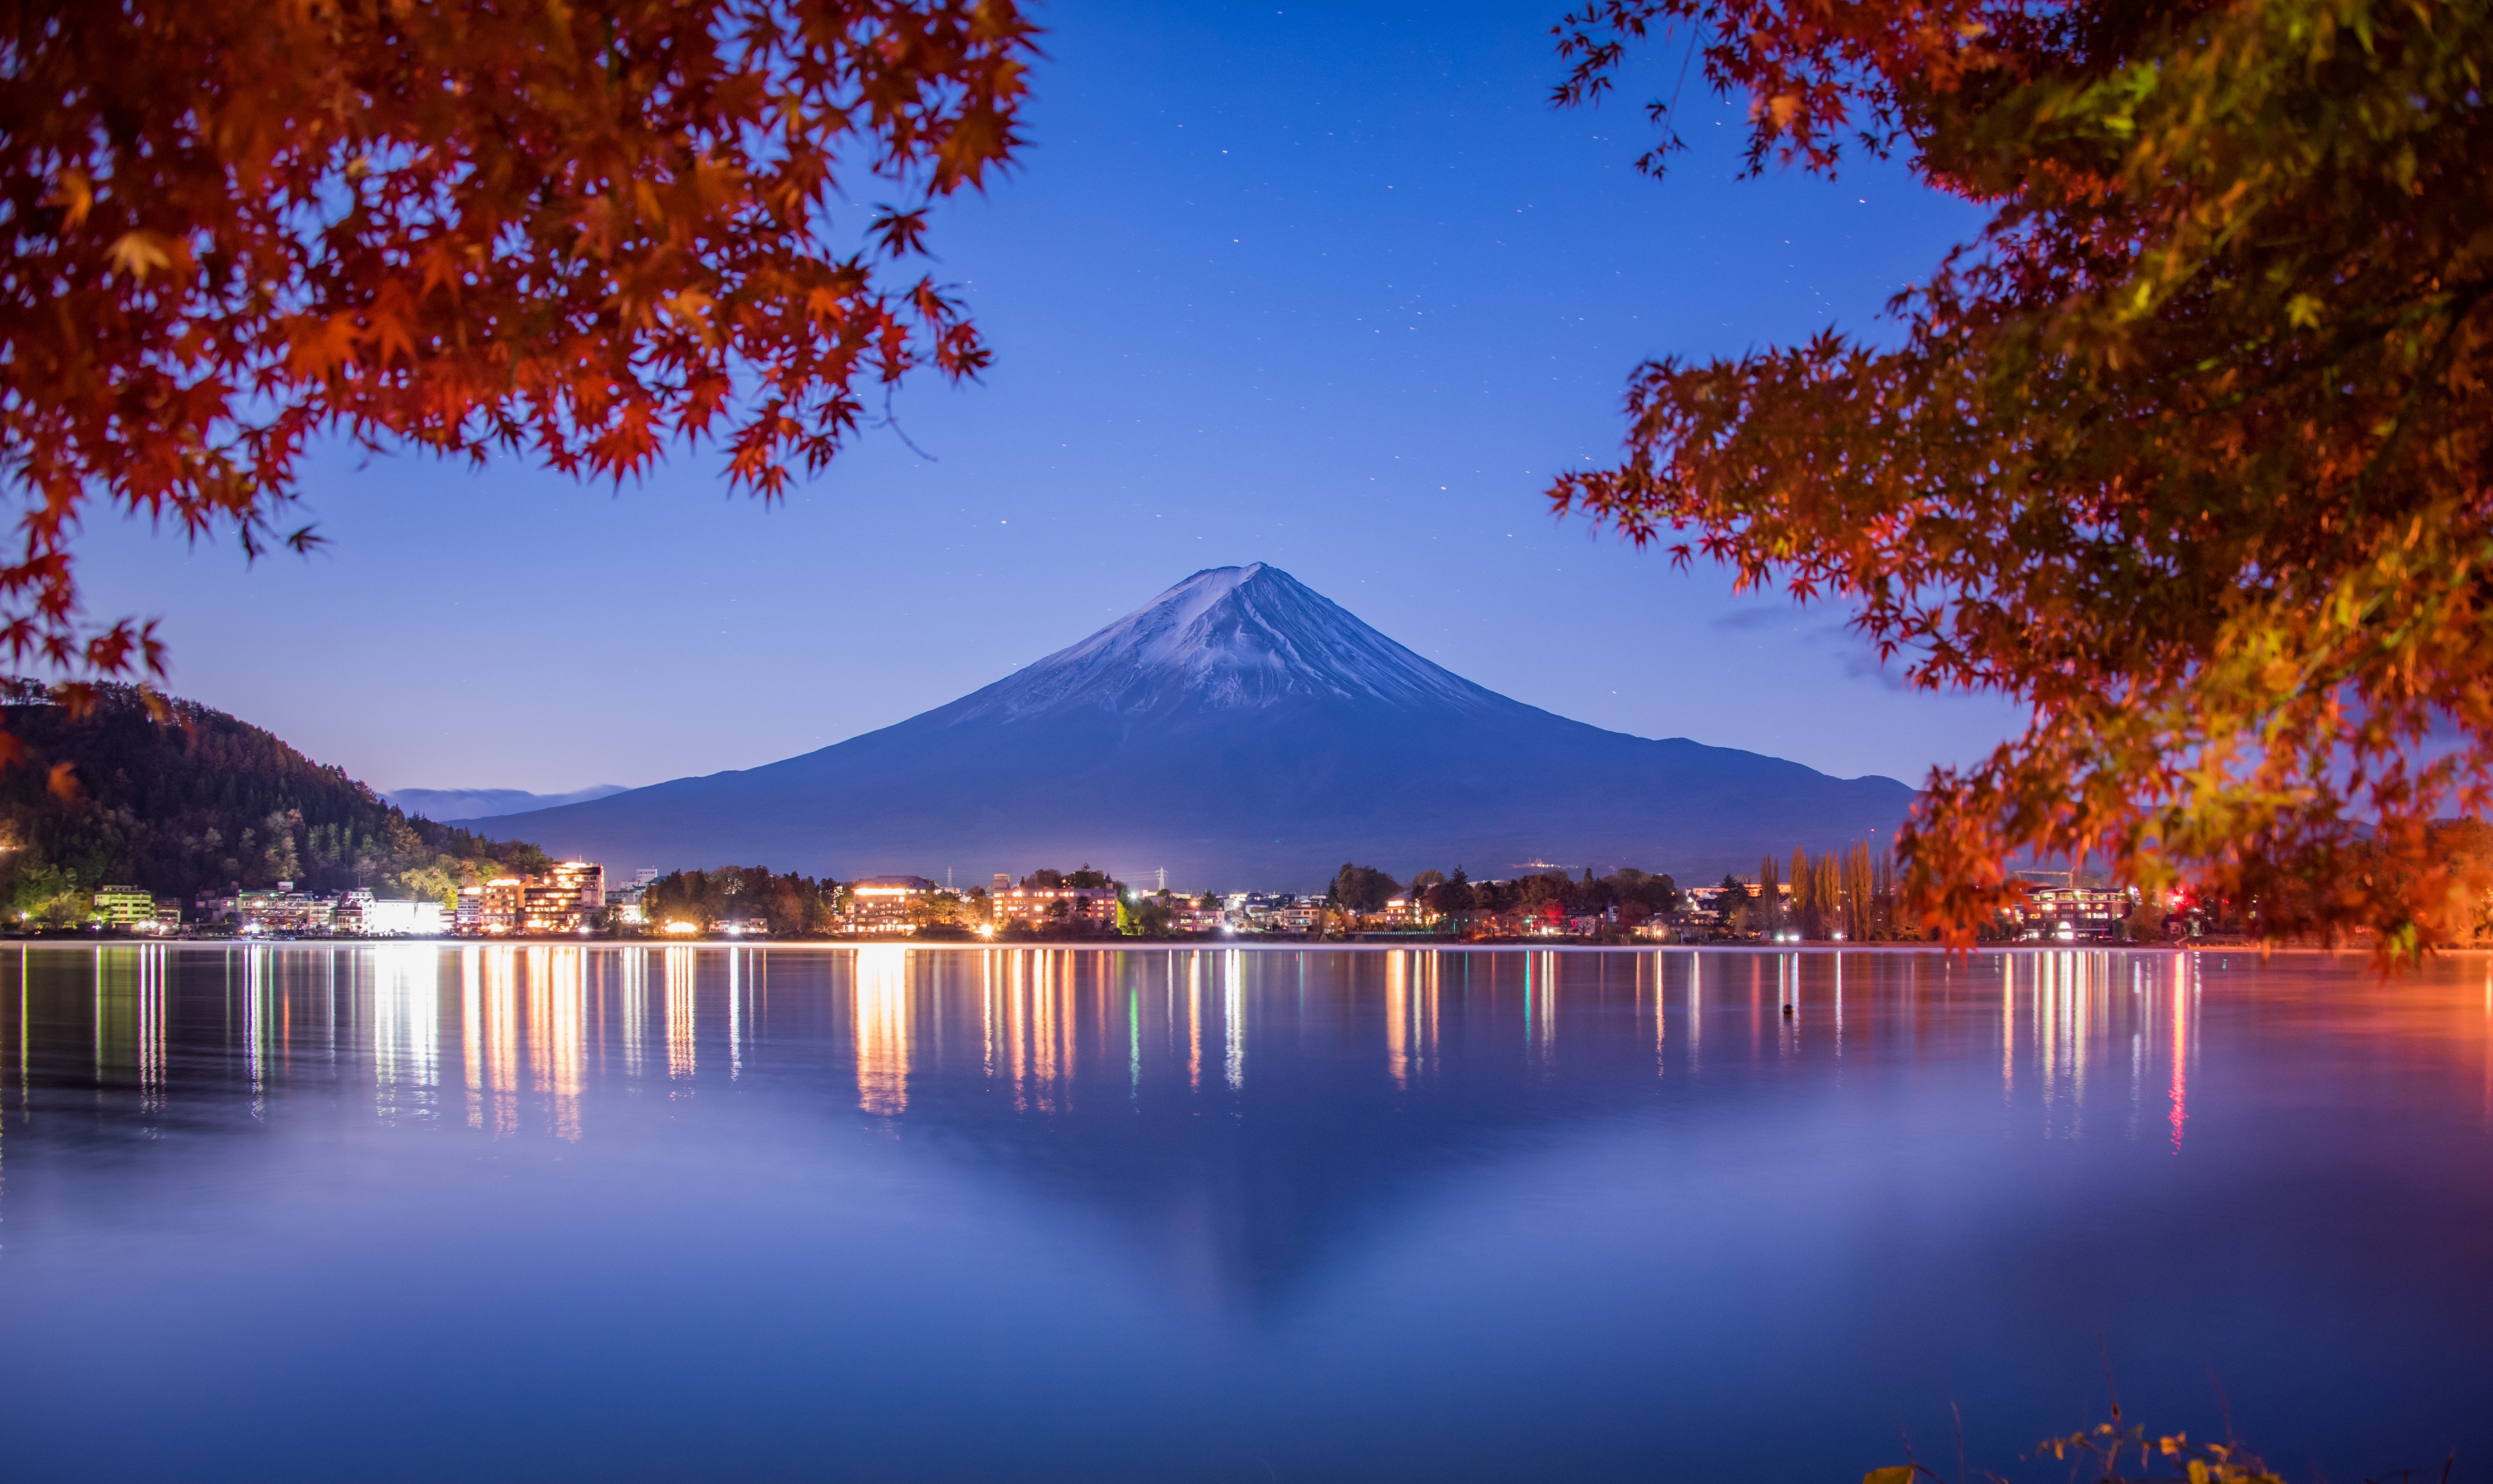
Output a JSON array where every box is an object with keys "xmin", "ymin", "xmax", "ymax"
[
  {"xmin": 2014, "ymin": 885, "xmax": 2135, "ymax": 941},
  {"xmin": 607, "ymin": 867, "xmax": 661, "ymax": 926},
  {"xmin": 990, "ymin": 885, "xmax": 1120, "ymax": 931},
  {"xmin": 446, "ymin": 862, "xmax": 607, "ymax": 935},
  {"xmin": 848, "ymin": 875, "xmax": 941, "ymax": 933},
  {"xmin": 524, "ymin": 861, "xmax": 605, "ymax": 933},
  {"xmin": 237, "ymin": 886, "xmax": 336, "ymax": 936},
  {"xmin": 90, "ymin": 885, "xmax": 155, "ymax": 926},
  {"xmin": 456, "ymin": 877, "xmax": 525, "ymax": 934}
]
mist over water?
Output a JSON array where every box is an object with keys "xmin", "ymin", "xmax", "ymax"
[{"xmin": 0, "ymin": 945, "xmax": 2486, "ymax": 1482}]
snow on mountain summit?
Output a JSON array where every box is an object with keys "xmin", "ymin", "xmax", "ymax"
[
  {"xmin": 946, "ymin": 563, "xmax": 1505, "ymax": 722},
  {"xmin": 484, "ymin": 561, "xmax": 1920, "ymax": 883}
]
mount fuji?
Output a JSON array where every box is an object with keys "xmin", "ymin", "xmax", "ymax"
[{"xmin": 468, "ymin": 564, "xmax": 1916, "ymax": 888}]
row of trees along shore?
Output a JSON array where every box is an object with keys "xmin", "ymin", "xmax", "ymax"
[
  {"xmin": 1384, "ymin": 865, "xmax": 1680, "ymax": 936},
  {"xmin": 637, "ymin": 867, "xmax": 1119, "ymax": 939},
  {"xmin": 637, "ymin": 853, "xmax": 1902, "ymax": 941},
  {"xmin": 398, "ymin": 835, "xmax": 2493, "ymax": 945},
  {"xmin": 1375, "ymin": 851, "xmax": 1925, "ymax": 942}
]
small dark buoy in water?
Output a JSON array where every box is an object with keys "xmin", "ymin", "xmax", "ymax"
[{"xmin": 1782, "ymin": 1002, "xmax": 1794, "ymax": 1017}]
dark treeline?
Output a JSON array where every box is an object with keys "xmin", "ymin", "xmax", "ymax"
[
  {"xmin": 640, "ymin": 867, "xmax": 841, "ymax": 935},
  {"xmin": 1324, "ymin": 861, "xmax": 1682, "ymax": 931},
  {"xmin": 1325, "ymin": 862, "xmax": 1401, "ymax": 912},
  {"xmin": 0, "ymin": 680, "xmax": 545, "ymax": 923},
  {"xmin": 1018, "ymin": 866, "xmax": 1113, "ymax": 890},
  {"xmin": 1424, "ymin": 866, "xmax": 1681, "ymax": 930}
]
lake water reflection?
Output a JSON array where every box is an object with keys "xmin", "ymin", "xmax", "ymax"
[{"xmin": 0, "ymin": 944, "xmax": 2487, "ymax": 1482}]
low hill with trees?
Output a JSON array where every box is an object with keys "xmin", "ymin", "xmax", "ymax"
[{"xmin": 0, "ymin": 679, "xmax": 544, "ymax": 923}]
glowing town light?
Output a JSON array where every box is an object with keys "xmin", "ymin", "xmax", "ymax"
[{"xmin": 663, "ymin": 921, "xmax": 701, "ymax": 936}]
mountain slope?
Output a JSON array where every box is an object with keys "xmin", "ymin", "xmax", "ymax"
[
  {"xmin": 475, "ymin": 565, "xmax": 1919, "ymax": 887},
  {"xmin": 0, "ymin": 679, "xmax": 546, "ymax": 919}
]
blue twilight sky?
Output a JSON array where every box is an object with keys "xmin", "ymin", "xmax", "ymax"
[{"xmin": 71, "ymin": 0, "xmax": 2024, "ymax": 797}]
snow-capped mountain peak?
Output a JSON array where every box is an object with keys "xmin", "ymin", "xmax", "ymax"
[
  {"xmin": 481, "ymin": 562, "xmax": 1919, "ymax": 887},
  {"xmin": 947, "ymin": 563, "xmax": 1503, "ymax": 721}
]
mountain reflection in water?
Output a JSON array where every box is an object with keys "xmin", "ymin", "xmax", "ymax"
[{"xmin": 0, "ymin": 944, "xmax": 2487, "ymax": 1484}]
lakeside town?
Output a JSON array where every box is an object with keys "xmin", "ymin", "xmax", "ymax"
[{"xmin": 56, "ymin": 855, "xmax": 2174, "ymax": 946}]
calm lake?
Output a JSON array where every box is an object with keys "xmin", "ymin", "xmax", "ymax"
[{"xmin": 0, "ymin": 944, "xmax": 2486, "ymax": 1482}]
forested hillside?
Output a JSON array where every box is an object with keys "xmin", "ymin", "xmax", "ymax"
[{"xmin": 0, "ymin": 680, "xmax": 544, "ymax": 921}]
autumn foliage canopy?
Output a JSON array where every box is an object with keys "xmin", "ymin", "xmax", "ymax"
[
  {"xmin": 1551, "ymin": 0, "xmax": 2493, "ymax": 955},
  {"xmin": 1, "ymin": 0, "xmax": 1034, "ymax": 679}
]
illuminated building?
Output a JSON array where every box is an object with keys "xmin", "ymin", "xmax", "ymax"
[
  {"xmin": 452, "ymin": 863, "xmax": 604, "ymax": 936},
  {"xmin": 524, "ymin": 862, "xmax": 605, "ymax": 933},
  {"xmin": 456, "ymin": 878, "xmax": 524, "ymax": 934},
  {"xmin": 1222, "ymin": 892, "xmax": 1285, "ymax": 930},
  {"xmin": 606, "ymin": 867, "xmax": 660, "ymax": 926},
  {"xmin": 375, "ymin": 899, "xmax": 447, "ymax": 936},
  {"xmin": 1686, "ymin": 882, "xmax": 1787, "ymax": 924},
  {"xmin": 1173, "ymin": 902, "xmax": 1227, "ymax": 934},
  {"xmin": 848, "ymin": 875, "xmax": 940, "ymax": 933},
  {"xmin": 90, "ymin": 884, "xmax": 155, "ymax": 926},
  {"xmin": 237, "ymin": 886, "xmax": 335, "ymax": 936},
  {"xmin": 2015, "ymin": 885, "xmax": 2134, "ymax": 941},
  {"xmin": 335, "ymin": 891, "xmax": 448, "ymax": 936},
  {"xmin": 1271, "ymin": 900, "xmax": 1325, "ymax": 933},
  {"xmin": 988, "ymin": 885, "xmax": 1119, "ymax": 932}
]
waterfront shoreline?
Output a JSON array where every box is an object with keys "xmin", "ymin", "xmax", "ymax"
[{"xmin": 0, "ymin": 936, "xmax": 2440, "ymax": 956}]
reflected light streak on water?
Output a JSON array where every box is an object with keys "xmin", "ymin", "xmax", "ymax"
[
  {"xmin": 664, "ymin": 946, "xmax": 696, "ymax": 1083},
  {"xmin": 854, "ymin": 945, "xmax": 910, "ymax": 1116},
  {"xmin": 371, "ymin": 945, "xmax": 438, "ymax": 1125},
  {"xmin": 246, "ymin": 946, "xmax": 269, "ymax": 1118},
  {"xmin": 1222, "ymin": 952, "xmax": 1243, "ymax": 1091},
  {"xmin": 1832, "ymin": 949, "xmax": 1842, "ymax": 1053},
  {"xmin": 0, "ymin": 945, "xmax": 2486, "ymax": 1484},
  {"xmin": 482, "ymin": 947, "xmax": 519, "ymax": 1136},
  {"xmin": 1183, "ymin": 951, "xmax": 1200, "ymax": 1092},
  {"xmin": 94, "ymin": 946, "xmax": 169, "ymax": 1118},
  {"xmin": 543, "ymin": 947, "xmax": 586, "ymax": 1140},
  {"xmin": 1689, "ymin": 948, "xmax": 1703, "ymax": 1064},
  {"xmin": 2171, "ymin": 951, "xmax": 2194, "ymax": 1153},
  {"xmin": 620, "ymin": 947, "xmax": 647, "ymax": 1079}
]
